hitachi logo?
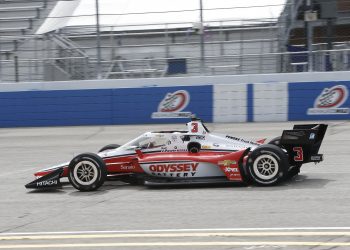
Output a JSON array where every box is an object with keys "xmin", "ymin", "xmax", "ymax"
[
  {"xmin": 36, "ymin": 180, "xmax": 57, "ymax": 187},
  {"xmin": 149, "ymin": 163, "xmax": 199, "ymax": 172}
]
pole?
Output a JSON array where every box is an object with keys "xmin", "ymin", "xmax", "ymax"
[
  {"xmin": 325, "ymin": 18, "xmax": 334, "ymax": 71},
  {"xmin": 14, "ymin": 55, "xmax": 19, "ymax": 82},
  {"xmin": 199, "ymin": 0, "xmax": 205, "ymax": 74},
  {"xmin": 307, "ymin": 21, "xmax": 313, "ymax": 72},
  {"xmin": 95, "ymin": 0, "xmax": 102, "ymax": 79},
  {"xmin": 14, "ymin": 40, "xmax": 19, "ymax": 82},
  {"xmin": 306, "ymin": 0, "xmax": 313, "ymax": 72}
]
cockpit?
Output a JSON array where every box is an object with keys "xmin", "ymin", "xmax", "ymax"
[{"xmin": 119, "ymin": 133, "xmax": 169, "ymax": 150}]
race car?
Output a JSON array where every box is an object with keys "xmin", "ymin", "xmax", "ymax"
[{"xmin": 25, "ymin": 114, "xmax": 327, "ymax": 191}]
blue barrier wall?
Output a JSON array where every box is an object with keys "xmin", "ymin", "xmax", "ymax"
[
  {"xmin": 0, "ymin": 75, "xmax": 350, "ymax": 127},
  {"xmin": 289, "ymin": 81, "xmax": 350, "ymax": 121},
  {"xmin": 0, "ymin": 85, "xmax": 212, "ymax": 127}
]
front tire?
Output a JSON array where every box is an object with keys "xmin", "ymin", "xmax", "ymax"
[
  {"xmin": 247, "ymin": 144, "xmax": 289, "ymax": 186},
  {"xmin": 68, "ymin": 153, "xmax": 107, "ymax": 191}
]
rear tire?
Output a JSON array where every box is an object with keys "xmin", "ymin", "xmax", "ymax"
[
  {"xmin": 98, "ymin": 144, "xmax": 120, "ymax": 153},
  {"xmin": 247, "ymin": 144, "xmax": 289, "ymax": 186},
  {"xmin": 68, "ymin": 153, "xmax": 107, "ymax": 191}
]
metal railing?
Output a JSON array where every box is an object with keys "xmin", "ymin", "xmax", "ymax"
[
  {"xmin": 1, "ymin": 1, "xmax": 350, "ymax": 82},
  {"xmin": 3, "ymin": 48, "xmax": 350, "ymax": 82},
  {"xmin": 2, "ymin": 37, "xmax": 350, "ymax": 82}
]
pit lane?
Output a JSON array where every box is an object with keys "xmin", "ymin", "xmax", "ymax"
[{"xmin": 0, "ymin": 121, "xmax": 349, "ymax": 249}]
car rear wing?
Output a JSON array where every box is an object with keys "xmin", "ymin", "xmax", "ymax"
[{"xmin": 280, "ymin": 124, "xmax": 328, "ymax": 165}]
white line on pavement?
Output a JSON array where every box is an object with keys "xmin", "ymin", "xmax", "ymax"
[
  {"xmin": 1, "ymin": 227, "xmax": 350, "ymax": 236},
  {"xmin": 1, "ymin": 241, "xmax": 350, "ymax": 249}
]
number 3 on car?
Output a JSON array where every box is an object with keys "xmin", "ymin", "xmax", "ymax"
[
  {"xmin": 191, "ymin": 122, "xmax": 198, "ymax": 133},
  {"xmin": 293, "ymin": 147, "xmax": 304, "ymax": 162}
]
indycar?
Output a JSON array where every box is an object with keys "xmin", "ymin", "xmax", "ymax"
[{"xmin": 25, "ymin": 113, "xmax": 327, "ymax": 191}]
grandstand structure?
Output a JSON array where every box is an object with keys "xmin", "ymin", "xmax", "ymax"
[
  {"xmin": 0, "ymin": 0, "xmax": 349, "ymax": 82},
  {"xmin": 0, "ymin": 0, "xmax": 57, "ymax": 82}
]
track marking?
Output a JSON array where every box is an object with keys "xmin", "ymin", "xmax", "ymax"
[
  {"xmin": 1, "ymin": 231, "xmax": 350, "ymax": 241},
  {"xmin": 0, "ymin": 241, "xmax": 350, "ymax": 249},
  {"xmin": 2, "ymin": 227, "xmax": 350, "ymax": 236}
]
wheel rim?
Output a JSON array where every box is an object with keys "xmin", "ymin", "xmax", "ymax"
[
  {"xmin": 73, "ymin": 160, "xmax": 99, "ymax": 186},
  {"xmin": 253, "ymin": 154, "xmax": 279, "ymax": 180}
]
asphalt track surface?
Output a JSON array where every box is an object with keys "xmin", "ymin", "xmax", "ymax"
[{"xmin": 0, "ymin": 121, "xmax": 349, "ymax": 249}]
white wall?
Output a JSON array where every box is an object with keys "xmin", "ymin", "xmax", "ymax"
[
  {"xmin": 214, "ymin": 84, "xmax": 247, "ymax": 123},
  {"xmin": 253, "ymin": 82, "xmax": 288, "ymax": 122}
]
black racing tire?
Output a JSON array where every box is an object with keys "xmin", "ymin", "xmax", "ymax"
[
  {"xmin": 247, "ymin": 144, "xmax": 289, "ymax": 186},
  {"xmin": 187, "ymin": 142, "xmax": 201, "ymax": 153},
  {"xmin": 98, "ymin": 144, "xmax": 121, "ymax": 153},
  {"xmin": 268, "ymin": 136, "xmax": 281, "ymax": 146},
  {"xmin": 68, "ymin": 153, "xmax": 107, "ymax": 191}
]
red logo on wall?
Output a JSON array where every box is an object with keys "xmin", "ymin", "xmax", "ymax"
[
  {"xmin": 158, "ymin": 90, "xmax": 190, "ymax": 112},
  {"xmin": 308, "ymin": 85, "xmax": 349, "ymax": 115}
]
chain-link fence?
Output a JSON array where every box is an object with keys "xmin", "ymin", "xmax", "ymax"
[{"xmin": 0, "ymin": 0, "xmax": 349, "ymax": 82}]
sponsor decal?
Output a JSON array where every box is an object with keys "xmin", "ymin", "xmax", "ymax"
[
  {"xmin": 308, "ymin": 85, "xmax": 349, "ymax": 115},
  {"xmin": 201, "ymin": 145, "xmax": 211, "ymax": 149},
  {"xmin": 218, "ymin": 160, "xmax": 237, "ymax": 167},
  {"xmin": 218, "ymin": 160, "xmax": 241, "ymax": 181},
  {"xmin": 224, "ymin": 166, "xmax": 239, "ymax": 173},
  {"xmin": 157, "ymin": 90, "xmax": 190, "ymax": 113},
  {"xmin": 149, "ymin": 162, "xmax": 198, "ymax": 177},
  {"xmin": 36, "ymin": 180, "xmax": 58, "ymax": 187},
  {"xmin": 310, "ymin": 155, "xmax": 323, "ymax": 161},
  {"xmin": 120, "ymin": 165, "xmax": 135, "ymax": 170},
  {"xmin": 196, "ymin": 135, "xmax": 205, "ymax": 140},
  {"xmin": 226, "ymin": 135, "xmax": 240, "ymax": 141},
  {"xmin": 309, "ymin": 133, "xmax": 315, "ymax": 140},
  {"xmin": 160, "ymin": 148, "xmax": 187, "ymax": 152},
  {"xmin": 226, "ymin": 136, "xmax": 260, "ymax": 146}
]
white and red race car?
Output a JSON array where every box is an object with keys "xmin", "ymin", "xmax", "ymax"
[{"xmin": 25, "ymin": 114, "xmax": 327, "ymax": 191}]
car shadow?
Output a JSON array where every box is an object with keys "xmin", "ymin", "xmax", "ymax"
[
  {"xmin": 104, "ymin": 174, "xmax": 333, "ymax": 191},
  {"xmin": 26, "ymin": 175, "xmax": 333, "ymax": 194},
  {"xmin": 144, "ymin": 182, "xmax": 248, "ymax": 190},
  {"xmin": 278, "ymin": 174, "xmax": 334, "ymax": 190},
  {"xmin": 26, "ymin": 188, "xmax": 66, "ymax": 194}
]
